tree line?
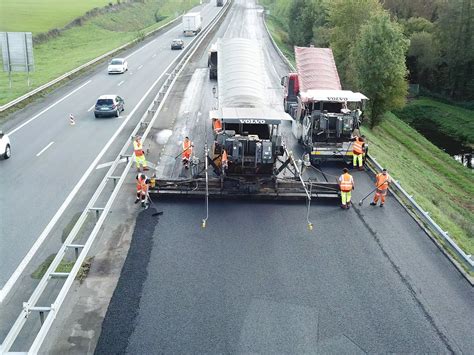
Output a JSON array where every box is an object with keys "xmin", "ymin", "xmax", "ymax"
[{"xmin": 266, "ymin": 0, "xmax": 473, "ymax": 127}]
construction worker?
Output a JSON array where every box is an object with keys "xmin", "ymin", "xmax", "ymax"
[
  {"xmin": 213, "ymin": 118, "xmax": 222, "ymax": 134},
  {"xmin": 221, "ymin": 148, "xmax": 228, "ymax": 172},
  {"xmin": 371, "ymin": 168, "xmax": 391, "ymax": 207},
  {"xmin": 135, "ymin": 173, "xmax": 149, "ymax": 208},
  {"xmin": 352, "ymin": 135, "xmax": 365, "ymax": 170},
  {"xmin": 182, "ymin": 136, "xmax": 193, "ymax": 169},
  {"xmin": 338, "ymin": 167, "xmax": 354, "ymax": 209},
  {"xmin": 133, "ymin": 136, "xmax": 149, "ymax": 172}
]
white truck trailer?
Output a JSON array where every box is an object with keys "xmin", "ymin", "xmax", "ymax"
[{"xmin": 182, "ymin": 12, "xmax": 202, "ymax": 36}]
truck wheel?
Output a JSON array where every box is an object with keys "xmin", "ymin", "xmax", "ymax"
[{"xmin": 4, "ymin": 144, "xmax": 11, "ymax": 159}]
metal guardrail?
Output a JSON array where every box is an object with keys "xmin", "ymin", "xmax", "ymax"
[
  {"xmin": 0, "ymin": 2, "xmax": 232, "ymax": 353},
  {"xmin": 262, "ymin": 12, "xmax": 473, "ymax": 276},
  {"xmin": 0, "ymin": 15, "xmax": 183, "ymax": 113},
  {"xmin": 365, "ymin": 156, "xmax": 474, "ymax": 273}
]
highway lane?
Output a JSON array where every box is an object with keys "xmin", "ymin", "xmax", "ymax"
[
  {"xmin": 97, "ymin": 0, "xmax": 474, "ymax": 353},
  {"xmin": 0, "ymin": 3, "xmax": 222, "ymax": 290}
]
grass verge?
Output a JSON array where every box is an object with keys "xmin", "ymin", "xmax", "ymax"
[
  {"xmin": 0, "ymin": 0, "xmax": 112, "ymax": 34},
  {"xmin": 0, "ymin": 0, "xmax": 199, "ymax": 106},
  {"xmin": 32, "ymin": 254, "xmax": 93, "ymax": 283},
  {"xmin": 361, "ymin": 113, "xmax": 473, "ymax": 255},
  {"xmin": 393, "ymin": 97, "xmax": 474, "ymax": 149},
  {"xmin": 264, "ymin": 15, "xmax": 295, "ymax": 67}
]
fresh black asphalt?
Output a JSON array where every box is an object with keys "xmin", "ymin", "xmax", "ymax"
[
  {"xmin": 95, "ymin": 196, "xmax": 473, "ymax": 353},
  {"xmin": 94, "ymin": 207, "xmax": 160, "ymax": 354}
]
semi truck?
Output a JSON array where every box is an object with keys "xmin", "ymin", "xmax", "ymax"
[
  {"xmin": 281, "ymin": 46, "xmax": 368, "ymax": 165},
  {"xmin": 182, "ymin": 12, "xmax": 202, "ymax": 36}
]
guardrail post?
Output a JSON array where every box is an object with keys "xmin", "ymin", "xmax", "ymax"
[
  {"xmin": 89, "ymin": 207, "xmax": 104, "ymax": 219},
  {"xmin": 108, "ymin": 175, "xmax": 121, "ymax": 187},
  {"xmin": 120, "ymin": 154, "xmax": 132, "ymax": 162},
  {"xmin": 67, "ymin": 244, "xmax": 84, "ymax": 260}
]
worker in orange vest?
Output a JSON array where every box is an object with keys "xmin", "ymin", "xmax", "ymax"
[
  {"xmin": 221, "ymin": 148, "xmax": 228, "ymax": 172},
  {"xmin": 182, "ymin": 136, "xmax": 193, "ymax": 169},
  {"xmin": 133, "ymin": 136, "xmax": 149, "ymax": 172},
  {"xmin": 338, "ymin": 168, "xmax": 354, "ymax": 209},
  {"xmin": 213, "ymin": 118, "xmax": 222, "ymax": 134},
  {"xmin": 352, "ymin": 135, "xmax": 366, "ymax": 170},
  {"xmin": 134, "ymin": 173, "xmax": 149, "ymax": 208},
  {"xmin": 371, "ymin": 168, "xmax": 391, "ymax": 207}
]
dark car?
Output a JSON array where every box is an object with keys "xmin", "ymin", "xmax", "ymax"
[
  {"xmin": 94, "ymin": 95, "xmax": 125, "ymax": 118},
  {"xmin": 171, "ymin": 39, "xmax": 184, "ymax": 50}
]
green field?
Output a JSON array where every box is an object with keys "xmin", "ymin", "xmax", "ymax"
[
  {"xmin": 393, "ymin": 97, "xmax": 474, "ymax": 148},
  {"xmin": 0, "ymin": 0, "xmax": 112, "ymax": 34},
  {"xmin": 0, "ymin": 0, "xmax": 199, "ymax": 107},
  {"xmin": 361, "ymin": 113, "xmax": 473, "ymax": 256}
]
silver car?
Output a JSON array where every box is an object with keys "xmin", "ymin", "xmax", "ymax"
[{"xmin": 94, "ymin": 95, "xmax": 125, "ymax": 118}]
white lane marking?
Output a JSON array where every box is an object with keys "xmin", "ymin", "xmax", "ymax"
[
  {"xmin": 137, "ymin": 65, "xmax": 143, "ymax": 70},
  {"xmin": 0, "ymin": 68, "xmax": 167, "ymax": 303},
  {"xmin": 87, "ymin": 104, "xmax": 95, "ymax": 112},
  {"xmin": 36, "ymin": 141, "xmax": 54, "ymax": 157},
  {"xmin": 125, "ymin": 39, "xmax": 157, "ymax": 59},
  {"xmin": 95, "ymin": 157, "xmax": 127, "ymax": 170},
  {"xmin": 8, "ymin": 80, "xmax": 92, "ymax": 136},
  {"xmin": 152, "ymin": 54, "xmax": 157, "ymax": 58},
  {"xmin": 118, "ymin": 80, "xmax": 125, "ymax": 86}
]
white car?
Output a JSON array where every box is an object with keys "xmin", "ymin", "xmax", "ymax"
[
  {"xmin": 107, "ymin": 58, "xmax": 128, "ymax": 74},
  {"xmin": 0, "ymin": 131, "xmax": 11, "ymax": 159}
]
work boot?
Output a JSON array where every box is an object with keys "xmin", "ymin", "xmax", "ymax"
[
  {"xmin": 134, "ymin": 198, "xmax": 140, "ymax": 204},
  {"xmin": 370, "ymin": 202, "xmax": 376, "ymax": 206},
  {"xmin": 143, "ymin": 166, "xmax": 149, "ymax": 171},
  {"xmin": 136, "ymin": 167, "xmax": 141, "ymax": 172},
  {"xmin": 358, "ymin": 166, "xmax": 364, "ymax": 171},
  {"xmin": 380, "ymin": 203, "xmax": 384, "ymax": 207},
  {"xmin": 141, "ymin": 201, "xmax": 146, "ymax": 208},
  {"xmin": 341, "ymin": 204, "xmax": 346, "ymax": 209}
]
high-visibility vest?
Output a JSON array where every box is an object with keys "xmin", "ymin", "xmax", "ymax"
[
  {"xmin": 353, "ymin": 137, "xmax": 364, "ymax": 155},
  {"xmin": 339, "ymin": 173, "xmax": 353, "ymax": 192},
  {"xmin": 183, "ymin": 140, "xmax": 192, "ymax": 158},
  {"xmin": 222, "ymin": 150, "xmax": 228, "ymax": 166},
  {"xmin": 134, "ymin": 140, "xmax": 144, "ymax": 157},
  {"xmin": 375, "ymin": 173, "xmax": 390, "ymax": 190},
  {"xmin": 213, "ymin": 119, "xmax": 222, "ymax": 132},
  {"xmin": 136, "ymin": 176, "xmax": 148, "ymax": 193}
]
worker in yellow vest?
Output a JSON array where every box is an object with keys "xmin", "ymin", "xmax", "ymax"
[
  {"xmin": 338, "ymin": 168, "xmax": 355, "ymax": 209},
  {"xmin": 133, "ymin": 136, "xmax": 149, "ymax": 172},
  {"xmin": 371, "ymin": 168, "xmax": 391, "ymax": 207},
  {"xmin": 352, "ymin": 135, "xmax": 366, "ymax": 170}
]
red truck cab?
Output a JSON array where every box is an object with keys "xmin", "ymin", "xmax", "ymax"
[{"xmin": 281, "ymin": 73, "xmax": 299, "ymax": 113}]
